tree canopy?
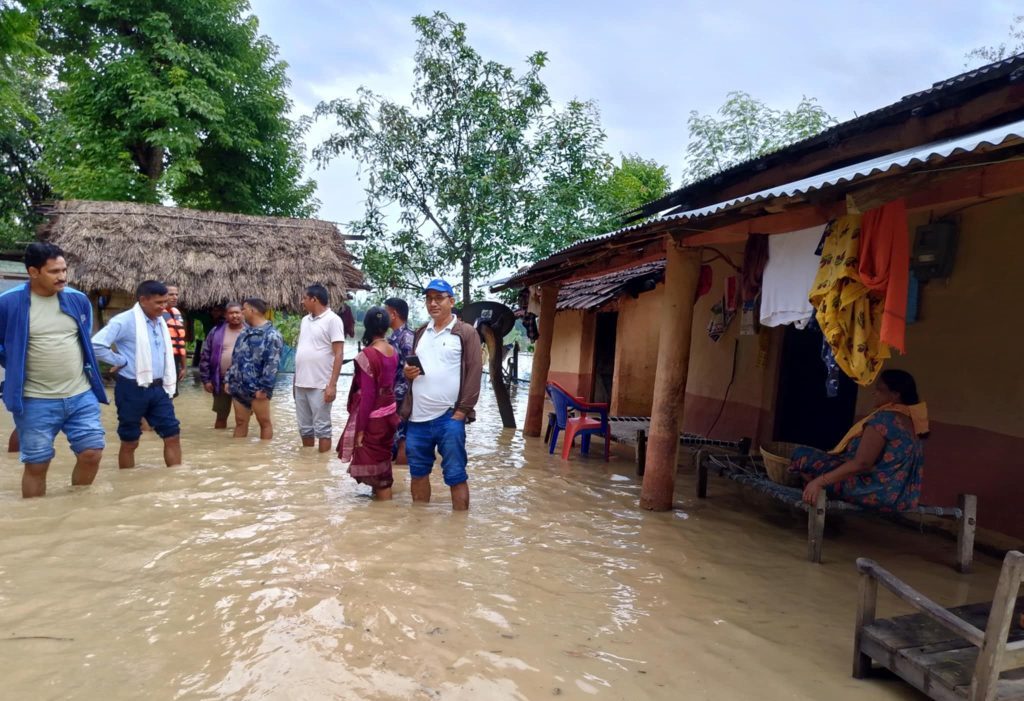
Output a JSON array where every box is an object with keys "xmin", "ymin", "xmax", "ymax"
[
  {"xmin": 315, "ymin": 12, "xmax": 669, "ymax": 304},
  {"xmin": 32, "ymin": 0, "xmax": 317, "ymax": 217},
  {"xmin": 965, "ymin": 14, "xmax": 1024, "ymax": 65},
  {"xmin": 682, "ymin": 91, "xmax": 835, "ymax": 183}
]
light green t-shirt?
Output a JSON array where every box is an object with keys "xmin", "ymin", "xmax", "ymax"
[{"xmin": 24, "ymin": 292, "xmax": 91, "ymax": 399}]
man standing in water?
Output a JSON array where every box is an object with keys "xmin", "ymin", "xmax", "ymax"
[
  {"xmin": 163, "ymin": 284, "xmax": 188, "ymax": 385},
  {"xmin": 92, "ymin": 280, "xmax": 181, "ymax": 469},
  {"xmin": 199, "ymin": 301, "xmax": 244, "ymax": 429},
  {"xmin": 0, "ymin": 243, "xmax": 108, "ymax": 497},
  {"xmin": 385, "ymin": 297, "xmax": 414, "ymax": 464},
  {"xmin": 401, "ymin": 279, "xmax": 481, "ymax": 511},
  {"xmin": 225, "ymin": 298, "xmax": 283, "ymax": 440},
  {"xmin": 293, "ymin": 284, "xmax": 345, "ymax": 452}
]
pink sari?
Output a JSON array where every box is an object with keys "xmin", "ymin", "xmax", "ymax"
[{"xmin": 338, "ymin": 347, "xmax": 399, "ymax": 489}]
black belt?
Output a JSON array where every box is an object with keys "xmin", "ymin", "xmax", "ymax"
[{"xmin": 151, "ymin": 379, "xmax": 163, "ymax": 387}]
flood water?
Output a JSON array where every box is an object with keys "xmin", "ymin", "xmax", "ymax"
[{"xmin": 0, "ymin": 373, "xmax": 1004, "ymax": 700}]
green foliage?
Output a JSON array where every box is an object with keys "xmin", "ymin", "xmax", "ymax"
[
  {"xmin": 32, "ymin": 0, "xmax": 317, "ymax": 217},
  {"xmin": 315, "ymin": 12, "xmax": 631, "ymax": 304},
  {"xmin": 682, "ymin": 91, "xmax": 836, "ymax": 183},
  {"xmin": 274, "ymin": 312, "xmax": 301, "ymax": 348},
  {"xmin": 597, "ymin": 154, "xmax": 671, "ymax": 221},
  {"xmin": 966, "ymin": 15, "xmax": 1024, "ymax": 66},
  {"xmin": 0, "ymin": 1, "xmax": 48, "ymax": 247}
]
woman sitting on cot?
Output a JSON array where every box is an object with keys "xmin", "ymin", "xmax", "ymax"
[{"xmin": 790, "ymin": 369, "xmax": 928, "ymax": 511}]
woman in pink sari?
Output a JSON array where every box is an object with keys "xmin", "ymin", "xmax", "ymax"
[{"xmin": 338, "ymin": 307, "xmax": 399, "ymax": 499}]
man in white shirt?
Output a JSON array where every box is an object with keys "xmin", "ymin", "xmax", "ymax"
[
  {"xmin": 401, "ymin": 279, "xmax": 482, "ymax": 511},
  {"xmin": 293, "ymin": 284, "xmax": 345, "ymax": 452}
]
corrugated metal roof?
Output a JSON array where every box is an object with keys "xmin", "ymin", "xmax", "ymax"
[
  {"xmin": 661, "ymin": 117, "xmax": 1024, "ymax": 223},
  {"xmin": 556, "ymin": 260, "xmax": 665, "ymax": 310},
  {"xmin": 625, "ymin": 52, "xmax": 1024, "ymax": 222}
]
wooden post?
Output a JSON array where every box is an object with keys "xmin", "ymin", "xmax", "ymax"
[
  {"xmin": 635, "ymin": 430, "xmax": 647, "ymax": 476},
  {"xmin": 639, "ymin": 243, "xmax": 701, "ymax": 511},
  {"xmin": 808, "ymin": 490, "xmax": 827, "ymax": 563},
  {"xmin": 481, "ymin": 324, "xmax": 516, "ymax": 429},
  {"xmin": 524, "ymin": 283, "xmax": 558, "ymax": 437},
  {"xmin": 511, "ymin": 341, "xmax": 519, "ymax": 383},
  {"xmin": 696, "ymin": 450, "xmax": 708, "ymax": 499},
  {"xmin": 971, "ymin": 551, "xmax": 1024, "ymax": 701},
  {"xmin": 852, "ymin": 570, "xmax": 878, "ymax": 678},
  {"xmin": 956, "ymin": 493, "xmax": 977, "ymax": 574}
]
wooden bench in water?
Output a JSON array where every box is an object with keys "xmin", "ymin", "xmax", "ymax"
[
  {"xmin": 695, "ymin": 451, "xmax": 977, "ymax": 571},
  {"xmin": 853, "ymin": 552, "xmax": 1024, "ymax": 701}
]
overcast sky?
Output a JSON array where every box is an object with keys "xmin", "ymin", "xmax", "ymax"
[{"xmin": 247, "ymin": 0, "xmax": 1019, "ymax": 228}]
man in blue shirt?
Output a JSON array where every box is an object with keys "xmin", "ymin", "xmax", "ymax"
[
  {"xmin": 0, "ymin": 243, "xmax": 108, "ymax": 497},
  {"xmin": 92, "ymin": 280, "xmax": 182, "ymax": 469}
]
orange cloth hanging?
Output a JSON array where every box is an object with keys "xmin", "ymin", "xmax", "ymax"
[{"xmin": 858, "ymin": 199, "xmax": 910, "ymax": 354}]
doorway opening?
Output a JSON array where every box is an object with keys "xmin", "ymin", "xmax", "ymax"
[
  {"xmin": 774, "ymin": 324, "xmax": 858, "ymax": 450},
  {"xmin": 591, "ymin": 312, "xmax": 618, "ymax": 404}
]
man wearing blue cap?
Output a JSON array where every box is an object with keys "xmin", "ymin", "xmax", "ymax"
[{"xmin": 400, "ymin": 278, "xmax": 482, "ymax": 510}]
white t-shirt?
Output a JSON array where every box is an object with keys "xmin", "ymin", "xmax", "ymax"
[
  {"xmin": 410, "ymin": 316, "xmax": 462, "ymax": 422},
  {"xmin": 760, "ymin": 225, "xmax": 826, "ymax": 329},
  {"xmin": 294, "ymin": 309, "xmax": 345, "ymax": 389}
]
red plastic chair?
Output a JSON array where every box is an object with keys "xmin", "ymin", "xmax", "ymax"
[{"xmin": 545, "ymin": 381, "xmax": 610, "ymax": 461}]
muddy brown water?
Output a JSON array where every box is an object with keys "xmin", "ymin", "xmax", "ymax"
[{"xmin": 0, "ymin": 374, "xmax": 1002, "ymax": 700}]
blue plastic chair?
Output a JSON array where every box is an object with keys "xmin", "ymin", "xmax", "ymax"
[{"xmin": 545, "ymin": 382, "xmax": 610, "ymax": 460}]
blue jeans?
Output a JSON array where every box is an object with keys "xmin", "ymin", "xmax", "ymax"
[
  {"xmin": 405, "ymin": 409, "xmax": 468, "ymax": 487},
  {"xmin": 13, "ymin": 390, "xmax": 105, "ymax": 464}
]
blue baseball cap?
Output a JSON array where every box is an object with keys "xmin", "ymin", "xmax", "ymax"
[{"xmin": 424, "ymin": 278, "xmax": 454, "ymax": 296}]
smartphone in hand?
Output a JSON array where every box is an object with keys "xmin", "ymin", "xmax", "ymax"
[{"xmin": 406, "ymin": 354, "xmax": 425, "ymax": 375}]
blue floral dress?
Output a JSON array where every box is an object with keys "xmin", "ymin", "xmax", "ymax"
[{"xmin": 790, "ymin": 411, "xmax": 924, "ymax": 511}]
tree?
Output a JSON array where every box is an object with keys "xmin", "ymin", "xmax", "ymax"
[
  {"xmin": 682, "ymin": 91, "xmax": 836, "ymax": 183},
  {"xmin": 314, "ymin": 12, "xmax": 612, "ymax": 305},
  {"xmin": 0, "ymin": 1, "xmax": 49, "ymax": 247},
  {"xmin": 32, "ymin": 0, "xmax": 317, "ymax": 217},
  {"xmin": 965, "ymin": 14, "xmax": 1024, "ymax": 66},
  {"xmin": 597, "ymin": 154, "xmax": 671, "ymax": 222}
]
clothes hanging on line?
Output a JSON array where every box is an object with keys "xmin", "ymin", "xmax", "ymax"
[
  {"xmin": 759, "ymin": 225, "xmax": 827, "ymax": 329},
  {"xmin": 858, "ymin": 198, "xmax": 910, "ymax": 353},
  {"xmin": 809, "ymin": 214, "xmax": 889, "ymax": 386}
]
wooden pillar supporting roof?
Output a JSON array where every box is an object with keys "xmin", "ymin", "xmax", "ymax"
[
  {"xmin": 639, "ymin": 241, "xmax": 702, "ymax": 511},
  {"xmin": 524, "ymin": 282, "xmax": 559, "ymax": 438}
]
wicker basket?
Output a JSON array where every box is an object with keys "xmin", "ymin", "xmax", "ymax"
[{"xmin": 759, "ymin": 442, "xmax": 808, "ymax": 486}]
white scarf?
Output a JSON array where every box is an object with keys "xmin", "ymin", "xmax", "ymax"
[{"xmin": 132, "ymin": 303, "xmax": 176, "ymax": 397}]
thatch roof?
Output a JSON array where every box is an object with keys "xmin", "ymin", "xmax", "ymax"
[{"xmin": 38, "ymin": 200, "xmax": 367, "ymax": 311}]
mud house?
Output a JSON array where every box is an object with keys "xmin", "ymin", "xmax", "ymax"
[{"xmin": 499, "ymin": 53, "xmax": 1024, "ymax": 540}]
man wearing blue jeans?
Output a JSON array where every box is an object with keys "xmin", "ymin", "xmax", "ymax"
[
  {"xmin": 0, "ymin": 243, "xmax": 108, "ymax": 497},
  {"xmin": 401, "ymin": 279, "xmax": 482, "ymax": 511}
]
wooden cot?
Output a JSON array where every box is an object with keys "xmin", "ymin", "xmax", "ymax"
[
  {"xmin": 695, "ymin": 450, "xmax": 977, "ymax": 571},
  {"xmin": 853, "ymin": 552, "xmax": 1024, "ymax": 700}
]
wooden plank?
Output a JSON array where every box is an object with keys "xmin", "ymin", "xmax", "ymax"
[
  {"xmin": 973, "ymin": 553, "xmax": 1024, "ymax": 701},
  {"xmin": 854, "ymin": 570, "xmax": 879, "ymax": 678},
  {"xmin": 857, "ymin": 560, "xmax": 987, "ymax": 646},
  {"xmin": 958, "ymin": 494, "xmax": 978, "ymax": 574},
  {"xmin": 860, "ymin": 636, "xmax": 965, "ymax": 701}
]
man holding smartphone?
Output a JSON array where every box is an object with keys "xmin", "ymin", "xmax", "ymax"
[{"xmin": 400, "ymin": 279, "xmax": 482, "ymax": 511}]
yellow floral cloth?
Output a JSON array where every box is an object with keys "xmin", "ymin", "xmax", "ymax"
[{"xmin": 809, "ymin": 215, "xmax": 889, "ymax": 386}]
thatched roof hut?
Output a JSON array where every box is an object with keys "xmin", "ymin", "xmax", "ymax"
[{"xmin": 38, "ymin": 200, "xmax": 367, "ymax": 311}]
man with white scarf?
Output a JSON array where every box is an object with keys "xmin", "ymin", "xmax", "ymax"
[{"xmin": 92, "ymin": 280, "xmax": 182, "ymax": 469}]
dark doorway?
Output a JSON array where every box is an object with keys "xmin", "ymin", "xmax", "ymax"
[
  {"xmin": 592, "ymin": 312, "xmax": 618, "ymax": 404},
  {"xmin": 774, "ymin": 325, "xmax": 858, "ymax": 450}
]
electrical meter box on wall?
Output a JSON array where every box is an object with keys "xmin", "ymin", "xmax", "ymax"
[{"xmin": 911, "ymin": 220, "xmax": 958, "ymax": 281}]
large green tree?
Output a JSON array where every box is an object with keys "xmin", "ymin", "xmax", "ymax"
[
  {"xmin": 314, "ymin": 12, "xmax": 616, "ymax": 305},
  {"xmin": 33, "ymin": 0, "xmax": 316, "ymax": 217},
  {"xmin": 682, "ymin": 91, "xmax": 836, "ymax": 183},
  {"xmin": 0, "ymin": 1, "xmax": 49, "ymax": 247}
]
